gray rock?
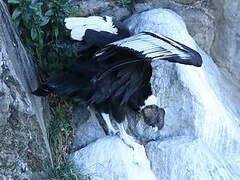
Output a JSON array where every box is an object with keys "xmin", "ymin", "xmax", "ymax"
[
  {"xmin": 72, "ymin": 106, "xmax": 106, "ymax": 151},
  {"xmin": 0, "ymin": 1, "xmax": 52, "ymax": 179},
  {"xmin": 145, "ymin": 137, "xmax": 240, "ymax": 180},
  {"xmin": 71, "ymin": 136, "xmax": 156, "ymax": 180},
  {"xmin": 210, "ymin": 0, "xmax": 240, "ymax": 116},
  {"xmin": 135, "ymin": 0, "xmax": 216, "ymax": 54},
  {"xmin": 100, "ymin": 6, "xmax": 131, "ymax": 20},
  {"xmin": 172, "ymin": 0, "xmax": 200, "ymax": 5},
  {"xmin": 71, "ymin": 0, "xmax": 111, "ymax": 17},
  {"xmin": 70, "ymin": 0, "xmax": 131, "ymax": 20},
  {"xmin": 178, "ymin": 7, "xmax": 215, "ymax": 54}
]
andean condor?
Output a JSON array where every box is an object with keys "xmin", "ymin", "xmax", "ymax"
[{"xmin": 33, "ymin": 16, "xmax": 202, "ymax": 148}]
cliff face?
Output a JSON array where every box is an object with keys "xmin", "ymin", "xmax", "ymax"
[{"xmin": 0, "ymin": 1, "xmax": 52, "ymax": 179}]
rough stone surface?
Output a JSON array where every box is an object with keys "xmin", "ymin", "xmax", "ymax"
[
  {"xmin": 71, "ymin": 0, "xmax": 131, "ymax": 20},
  {"xmin": 126, "ymin": 8, "xmax": 240, "ymax": 179},
  {"xmin": 72, "ymin": 106, "xmax": 106, "ymax": 151},
  {"xmin": 0, "ymin": 1, "xmax": 52, "ymax": 179},
  {"xmin": 71, "ymin": 0, "xmax": 111, "ymax": 17},
  {"xmin": 145, "ymin": 137, "xmax": 240, "ymax": 180},
  {"xmin": 71, "ymin": 136, "xmax": 156, "ymax": 180},
  {"xmin": 100, "ymin": 6, "xmax": 131, "ymax": 20},
  {"xmin": 134, "ymin": 0, "xmax": 216, "ymax": 55},
  {"xmin": 172, "ymin": 0, "xmax": 200, "ymax": 5},
  {"xmin": 210, "ymin": 0, "xmax": 240, "ymax": 114}
]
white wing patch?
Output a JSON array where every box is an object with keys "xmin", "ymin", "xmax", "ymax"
[
  {"xmin": 111, "ymin": 33, "xmax": 191, "ymax": 60},
  {"xmin": 65, "ymin": 16, "xmax": 118, "ymax": 41}
]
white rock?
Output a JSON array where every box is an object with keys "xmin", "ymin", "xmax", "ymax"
[
  {"xmin": 71, "ymin": 136, "xmax": 156, "ymax": 180},
  {"xmin": 146, "ymin": 137, "xmax": 240, "ymax": 180}
]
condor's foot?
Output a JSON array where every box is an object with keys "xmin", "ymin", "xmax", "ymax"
[
  {"xmin": 116, "ymin": 123, "xmax": 136, "ymax": 150},
  {"xmin": 100, "ymin": 113, "xmax": 136, "ymax": 150}
]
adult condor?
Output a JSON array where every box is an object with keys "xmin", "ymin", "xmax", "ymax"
[{"xmin": 33, "ymin": 15, "xmax": 202, "ymax": 148}]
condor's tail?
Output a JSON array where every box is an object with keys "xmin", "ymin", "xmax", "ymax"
[
  {"xmin": 32, "ymin": 73, "xmax": 84, "ymax": 97},
  {"xmin": 32, "ymin": 84, "xmax": 53, "ymax": 97},
  {"xmin": 32, "ymin": 61, "xmax": 96, "ymax": 97}
]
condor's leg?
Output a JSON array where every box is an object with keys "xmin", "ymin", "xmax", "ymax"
[
  {"xmin": 116, "ymin": 122, "xmax": 136, "ymax": 150},
  {"xmin": 100, "ymin": 111, "xmax": 135, "ymax": 150},
  {"xmin": 112, "ymin": 104, "xmax": 136, "ymax": 149},
  {"xmin": 100, "ymin": 113, "xmax": 118, "ymax": 135}
]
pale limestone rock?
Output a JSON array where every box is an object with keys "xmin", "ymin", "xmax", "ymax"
[
  {"xmin": 146, "ymin": 137, "xmax": 240, "ymax": 180},
  {"xmin": 71, "ymin": 136, "xmax": 156, "ymax": 180}
]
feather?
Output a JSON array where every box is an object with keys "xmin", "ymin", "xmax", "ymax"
[{"xmin": 95, "ymin": 58, "xmax": 146, "ymax": 81}]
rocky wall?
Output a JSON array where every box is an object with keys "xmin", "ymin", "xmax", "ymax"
[{"xmin": 0, "ymin": 1, "xmax": 52, "ymax": 179}]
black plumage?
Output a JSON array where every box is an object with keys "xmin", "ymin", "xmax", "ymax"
[
  {"xmin": 33, "ymin": 46, "xmax": 152, "ymax": 123},
  {"xmin": 33, "ymin": 16, "xmax": 202, "ymax": 127}
]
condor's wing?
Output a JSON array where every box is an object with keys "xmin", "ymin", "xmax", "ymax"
[{"xmin": 94, "ymin": 32, "xmax": 202, "ymax": 67}]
